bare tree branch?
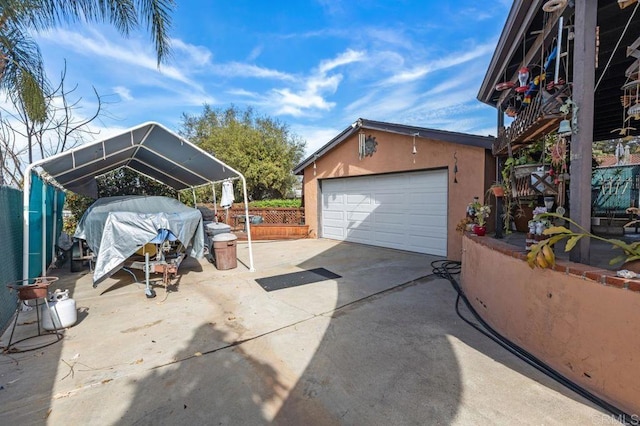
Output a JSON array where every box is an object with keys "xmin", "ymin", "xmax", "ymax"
[{"xmin": 0, "ymin": 61, "xmax": 108, "ymax": 186}]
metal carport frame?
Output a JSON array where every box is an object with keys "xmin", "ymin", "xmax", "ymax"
[{"xmin": 22, "ymin": 122, "xmax": 255, "ymax": 284}]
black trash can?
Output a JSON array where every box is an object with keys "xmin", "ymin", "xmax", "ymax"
[{"xmin": 212, "ymin": 233, "xmax": 238, "ymax": 270}]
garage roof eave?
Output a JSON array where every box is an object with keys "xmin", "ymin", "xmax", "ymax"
[
  {"xmin": 28, "ymin": 122, "xmax": 242, "ymax": 198},
  {"xmin": 293, "ymin": 118, "xmax": 495, "ymax": 175}
]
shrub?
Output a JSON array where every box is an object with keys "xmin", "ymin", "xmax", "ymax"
[{"xmin": 249, "ymin": 199, "xmax": 301, "ymax": 208}]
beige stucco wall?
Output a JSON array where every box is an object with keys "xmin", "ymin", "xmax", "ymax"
[
  {"xmin": 461, "ymin": 235, "xmax": 640, "ymax": 414},
  {"xmin": 302, "ymin": 130, "xmax": 492, "ymax": 260}
]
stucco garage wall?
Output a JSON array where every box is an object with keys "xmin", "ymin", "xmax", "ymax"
[
  {"xmin": 302, "ymin": 130, "xmax": 491, "ymax": 261},
  {"xmin": 460, "ymin": 235, "xmax": 640, "ymax": 414}
]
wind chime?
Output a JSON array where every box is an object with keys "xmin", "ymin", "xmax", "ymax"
[{"xmin": 412, "ymin": 133, "xmax": 418, "ymax": 164}]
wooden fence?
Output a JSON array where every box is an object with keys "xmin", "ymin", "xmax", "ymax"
[{"xmin": 201, "ymin": 204, "xmax": 304, "ymax": 227}]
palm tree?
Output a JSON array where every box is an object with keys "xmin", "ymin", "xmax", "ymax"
[{"xmin": 0, "ymin": 0, "xmax": 174, "ymax": 124}]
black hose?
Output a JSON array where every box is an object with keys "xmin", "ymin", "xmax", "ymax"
[{"xmin": 431, "ymin": 259, "xmax": 634, "ymax": 424}]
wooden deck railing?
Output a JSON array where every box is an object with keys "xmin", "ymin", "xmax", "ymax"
[{"xmin": 493, "ymin": 86, "xmax": 568, "ymax": 155}]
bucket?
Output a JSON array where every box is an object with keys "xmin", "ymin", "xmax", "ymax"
[{"xmin": 41, "ymin": 289, "xmax": 77, "ymax": 331}]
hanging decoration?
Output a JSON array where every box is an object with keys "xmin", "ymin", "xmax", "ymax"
[
  {"xmin": 412, "ymin": 133, "xmax": 418, "ymax": 163},
  {"xmin": 453, "ymin": 152, "xmax": 458, "ymax": 184},
  {"xmin": 542, "ymin": 0, "xmax": 567, "ymax": 13},
  {"xmin": 495, "ymin": 81, "xmax": 515, "ymax": 91},
  {"xmin": 628, "ymin": 80, "xmax": 640, "ymax": 120},
  {"xmin": 516, "ymin": 66, "xmax": 530, "ymax": 93},
  {"xmin": 358, "ymin": 132, "xmax": 377, "ymax": 159},
  {"xmin": 358, "ymin": 130, "xmax": 366, "ymax": 160}
]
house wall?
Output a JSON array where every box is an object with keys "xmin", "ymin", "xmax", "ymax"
[
  {"xmin": 302, "ymin": 130, "xmax": 492, "ymax": 260},
  {"xmin": 461, "ymin": 234, "xmax": 640, "ymax": 415}
]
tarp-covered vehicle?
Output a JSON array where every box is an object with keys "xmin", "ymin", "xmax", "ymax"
[{"xmin": 73, "ymin": 195, "xmax": 204, "ymax": 297}]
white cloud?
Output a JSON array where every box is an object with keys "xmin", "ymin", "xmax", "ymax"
[
  {"xmin": 271, "ymin": 87, "xmax": 336, "ymax": 116},
  {"xmin": 171, "ymin": 38, "xmax": 213, "ymax": 67},
  {"xmin": 291, "ymin": 124, "xmax": 344, "ymax": 155},
  {"xmin": 365, "ymin": 28, "xmax": 414, "ymax": 50},
  {"xmin": 345, "ymin": 84, "xmax": 419, "ymax": 121},
  {"xmin": 226, "ymin": 88, "xmax": 260, "ymax": 98},
  {"xmin": 316, "ymin": 0, "xmax": 346, "ymax": 16},
  {"xmin": 265, "ymin": 49, "xmax": 364, "ymax": 117},
  {"xmin": 38, "ymin": 28, "xmax": 203, "ymax": 90},
  {"xmin": 212, "ymin": 62, "xmax": 295, "ymax": 81},
  {"xmin": 318, "ymin": 49, "xmax": 366, "ymax": 73},
  {"xmin": 247, "ymin": 45, "xmax": 263, "ymax": 61},
  {"xmin": 381, "ymin": 42, "xmax": 497, "ymax": 85},
  {"xmin": 113, "ymin": 86, "xmax": 133, "ymax": 101}
]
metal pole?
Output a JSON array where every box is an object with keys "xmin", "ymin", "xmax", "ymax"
[
  {"xmin": 555, "ymin": 17, "xmax": 564, "ymax": 84},
  {"xmin": 41, "ymin": 180, "xmax": 47, "ymax": 276},
  {"xmin": 241, "ymin": 175, "xmax": 255, "ymax": 271},
  {"xmin": 22, "ymin": 166, "xmax": 33, "ymax": 284},
  {"xmin": 212, "ymin": 183, "xmax": 218, "ymax": 219},
  {"xmin": 51, "ymin": 190, "xmax": 58, "ymax": 269}
]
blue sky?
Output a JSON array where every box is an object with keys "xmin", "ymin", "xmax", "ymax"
[{"xmin": 34, "ymin": 0, "xmax": 513, "ymax": 156}]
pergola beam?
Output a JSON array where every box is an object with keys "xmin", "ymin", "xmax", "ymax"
[{"xmin": 570, "ymin": 0, "xmax": 598, "ymax": 263}]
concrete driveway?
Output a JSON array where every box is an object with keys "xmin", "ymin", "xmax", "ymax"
[{"xmin": 1, "ymin": 239, "xmax": 608, "ymax": 425}]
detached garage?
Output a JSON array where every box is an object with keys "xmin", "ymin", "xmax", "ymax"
[{"xmin": 294, "ymin": 119, "xmax": 495, "ymax": 261}]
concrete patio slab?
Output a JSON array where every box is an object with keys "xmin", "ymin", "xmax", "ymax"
[{"xmin": 1, "ymin": 239, "xmax": 610, "ymax": 424}]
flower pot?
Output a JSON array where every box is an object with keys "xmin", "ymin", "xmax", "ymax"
[
  {"xmin": 491, "ymin": 186, "xmax": 505, "ymax": 197},
  {"xmin": 474, "ymin": 226, "xmax": 487, "ymax": 236}
]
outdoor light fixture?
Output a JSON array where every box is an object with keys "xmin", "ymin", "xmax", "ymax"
[
  {"xmin": 629, "ymin": 102, "xmax": 640, "ymax": 119},
  {"xmin": 544, "ymin": 196, "xmax": 555, "ymax": 211}
]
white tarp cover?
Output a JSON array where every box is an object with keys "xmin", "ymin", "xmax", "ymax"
[{"xmin": 74, "ymin": 195, "xmax": 204, "ymax": 284}]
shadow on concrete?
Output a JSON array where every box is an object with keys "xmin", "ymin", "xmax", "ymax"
[
  {"xmin": 114, "ymin": 190, "xmax": 601, "ymax": 423},
  {"xmin": 114, "ymin": 323, "xmax": 286, "ymax": 425},
  {"xmin": 109, "ymin": 239, "xmax": 463, "ymax": 424},
  {"xmin": 0, "ymin": 252, "xmax": 207, "ymax": 424},
  {"xmin": 273, "ymin": 242, "xmax": 599, "ymax": 422},
  {"xmin": 0, "ymin": 259, "xmax": 81, "ymax": 423}
]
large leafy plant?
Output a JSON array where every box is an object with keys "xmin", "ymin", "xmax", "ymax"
[{"xmin": 528, "ymin": 213, "xmax": 640, "ymax": 269}]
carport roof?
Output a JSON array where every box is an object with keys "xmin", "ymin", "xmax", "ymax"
[
  {"xmin": 293, "ymin": 118, "xmax": 495, "ymax": 175},
  {"xmin": 29, "ymin": 122, "xmax": 240, "ymax": 198}
]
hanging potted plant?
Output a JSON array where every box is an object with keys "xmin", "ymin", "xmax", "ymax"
[{"xmin": 489, "ymin": 183, "xmax": 505, "ymax": 198}]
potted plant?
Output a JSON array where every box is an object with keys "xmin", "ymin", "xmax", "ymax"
[
  {"xmin": 472, "ymin": 202, "xmax": 491, "ymax": 236},
  {"xmin": 489, "ymin": 183, "xmax": 505, "ymax": 198}
]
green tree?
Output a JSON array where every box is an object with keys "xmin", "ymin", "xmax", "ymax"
[
  {"xmin": 64, "ymin": 167, "xmax": 178, "ymax": 232},
  {"xmin": 0, "ymin": 0, "xmax": 175, "ymax": 124},
  {"xmin": 96, "ymin": 167, "xmax": 177, "ymax": 199},
  {"xmin": 180, "ymin": 105, "xmax": 306, "ymax": 200}
]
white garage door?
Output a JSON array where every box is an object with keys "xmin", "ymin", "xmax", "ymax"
[{"xmin": 321, "ymin": 170, "xmax": 448, "ymax": 256}]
